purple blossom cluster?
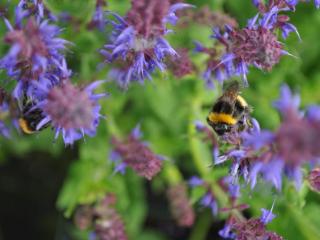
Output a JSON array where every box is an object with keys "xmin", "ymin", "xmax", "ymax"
[
  {"xmin": 0, "ymin": 0, "xmax": 106, "ymax": 145},
  {"xmin": 195, "ymin": 0, "xmax": 306, "ymax": 88},
  {"xmin": 166, "ymin": 183, "xmax": 195, "ymax": 227},
  {"xmin": 219, "ymin": 205, "xmax": 282, "ymax": 239},
  {"xmin": 215, "ymin": 85, "xmax": 320, "ymax": 191},
  {"xmin": 101, "ymin": 0, "xmax": 193, "ymax": 89},
  {"xmin": 110, "ymin": 125, "xmax": 163, "ymax": 180},
  {"xmin": 188, "ymin": 176, "xmax": 246, "ymax": 217},
  {"xmin": 74, "ymin": 194, "xmax": 128, "ymax": 240}
]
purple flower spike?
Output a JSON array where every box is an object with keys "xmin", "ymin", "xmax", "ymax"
[
  {"xmin": 33, "ymin": 80, "xmax": 107, "ymax": 145},
  {"xmin": 111, "ymin": 126, "xmax": 163, "ymax": 180},
  {"xmin": 308, "ymin": 168, "xmax": 320, "ymax": 192},
  {"xmin": 315, "ymin": 0, "xmax": 320, "ymax": 8},
  {"xmin": 102, "ymin": 0, "xmax": 193, "ymax": 89}
]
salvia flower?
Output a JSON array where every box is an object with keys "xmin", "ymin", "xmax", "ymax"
[
  {"xmin": 87, "ymin": 0, "xmax": 107, "ymax": 30},
  {"xmin": 196, "ymin": 5, "xmax": 299, "ymax": 87},
  {"xmin": 93, "ymin": 194, "xmax": 128, "ymax": 240},
  {"xmin": 188, "ymin": 176, "xmax": 219, "ymax": 216},
  {"xmin": 308, "ymin": 167, "xmax": 320, "ymax": 192},
  {"xmin": 110, "ymin": 125, "xmax": 163, "ymax": 180},
  {"xmin": 219, "ymin": 206, "xmax": 283, "ymax": 239},
  {"xmin": 167, "ymin": 183, "xmax": 195, "ymax": 227},
  {"xmin": 230, "ymin": 85, "xmax": 320, "ymax": 190},
  {"xmin": 101, "ymin": 0, "xmax": 193, "ymax": 89},
  {"xmin": 167, "ymin": 48, "xmax": 194, "ymax": 78},
  {"xmin": 0, "ymin": 15, "xmax": 69, "ymax": 99},
  {"xmin": 32, "ymin": 80, "xmax": 107, "ymax": 145}
]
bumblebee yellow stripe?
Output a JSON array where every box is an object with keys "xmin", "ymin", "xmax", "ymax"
[
  {"xmin": 208, "ymin": 112, "xmax": 237, "ymax": 125},
  {"xmin": 236, "ymin": 95, "xmax": 248, "ymax": 107},
  {"xmin": 19, "ymin": 118, "xmax": 34, "ymax": 134}
]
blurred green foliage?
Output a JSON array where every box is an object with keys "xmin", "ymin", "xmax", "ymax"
[{"xmin": 1, "ymin": 0, "xmax": 320, "ymax": 239}]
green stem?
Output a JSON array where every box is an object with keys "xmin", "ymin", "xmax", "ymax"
[{"xmin": 189, "ymin": 211, "xmax": 213, "ymax": 240}]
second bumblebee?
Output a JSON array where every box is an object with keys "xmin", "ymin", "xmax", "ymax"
[{"xmin": 207, "ymin": 81, "xmax": 252, "ymax": 136}]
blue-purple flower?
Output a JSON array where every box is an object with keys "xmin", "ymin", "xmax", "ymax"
[
  {"xmin": 31, "ymin": 80, "xmax": 107, "ymax": 145},
  {"xmin": 0, "ymin": 15, "xmax": 69, "ymax": 100},
  {"xmin": 87, "ymin": 0, "xmax": 107, "ymax": 30},
  {"xmin": 101, "ymin": 0, "xmax": 193, "ymax": 89},
  {"xmin": 237, "ymin": 85, "xmax": 320, "ymax": 190},
  {"xmin": 188, "ymin": 176, "xmax": 219, "ymax": 216}
]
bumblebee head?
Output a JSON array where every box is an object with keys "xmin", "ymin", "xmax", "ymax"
[{"xmin": 213, "ymin": 123, "xmax": 232, "ymax": 135}]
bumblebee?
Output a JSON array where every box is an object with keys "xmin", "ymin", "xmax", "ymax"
[
  {"xmin": 207, "ymin": 81, "xmax": 251, "ymax": 136},
  {"xmin": 18, "ymin": 98, "xmax": 50, "ymax": 134}
]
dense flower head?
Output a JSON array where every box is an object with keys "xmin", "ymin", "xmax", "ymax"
[
  {"xmin": 74, "ymin": 194, "xmax": 128, "ymax": 240},
  {"xmin": 93, "ymin": 194, "xmax": 128, "ymax": 240},
  {"xmin": 110, "ymin": 125, "xmax": 163, "ymax": 180},
  {"xmin": 196, "ymin": 4, "xmax": 300, "ymax": 87},
  {"xmin": 219, "ymin": 207, "xmax": 282, "ymax": 240},
  {"xmin": 32, "ymin": 80, "xmax": 107, "ymax": 145},
  {"xmin": 0, "ymin": 13, "xmax": 69, "ymax": 100},
  {"xmin": 167, "ymin": 183, "xmax": 195, "ymax": 227},
  {"xmin": 216, "ymin": 85, "xmax": 320, "ymax": 190},
  {"xmin": 308, "ymin": 168, "xmax": 320, "ymax": 192},
  {"xmin": 167, "ymin": 48, "xmax": 194, "ymax": 78},
  {"xmin": 101, "ymin": 0, "xmax": 193, "ymax": 89}
]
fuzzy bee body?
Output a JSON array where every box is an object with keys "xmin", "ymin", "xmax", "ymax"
[
  {"xmin": 207, "ymin": 82, "xmax": 251, "ymax": 136},
  {"xmin": 18, "ymin": 99, "xmax": 50, "ymax": 134}
]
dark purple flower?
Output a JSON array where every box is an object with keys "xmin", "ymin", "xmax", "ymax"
[
  {"xmin": 93, "ymin": 194, "xmax": 128, "ymax": 240},
  {"xmin": 210, "ymin": 23, "xmax": 284, "ymax": 86},
  {"xmin": 308, "ymin": 167, "xmax": 320, "ymax": 192},
  {"xmin": 220, "ymin": 205, "xmax": 282, "ymax": 240},
  {"xmin": 110, "ymin": 125, "xmax": 163, "ymax": 180},
  {"xmin": 101, "ymin": 0, "xmax": 193, "ymax": 89},
  {"xmin": 32, "ymin": 80, "xmax": 107, "ymax": 145},
  {"xmin": 167, "ymin": 183, "xmax": 195, "ymax": 227},
  {"xmin": 74, "ymin": 205, "xmax": 94, "ymax": 230},
  {"xmin": 167, "ymin": 48, "xmax": 194, "ymax": 78}
]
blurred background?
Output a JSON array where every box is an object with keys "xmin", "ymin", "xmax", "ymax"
[{"xmin": 1, "ymin": 0, "xmax": 320, "ymax": 239}]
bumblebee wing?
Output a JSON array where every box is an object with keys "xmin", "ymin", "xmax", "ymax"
[{"xmin": 221, "ymin": 81, "xmax": 240, "ymax": 101}]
